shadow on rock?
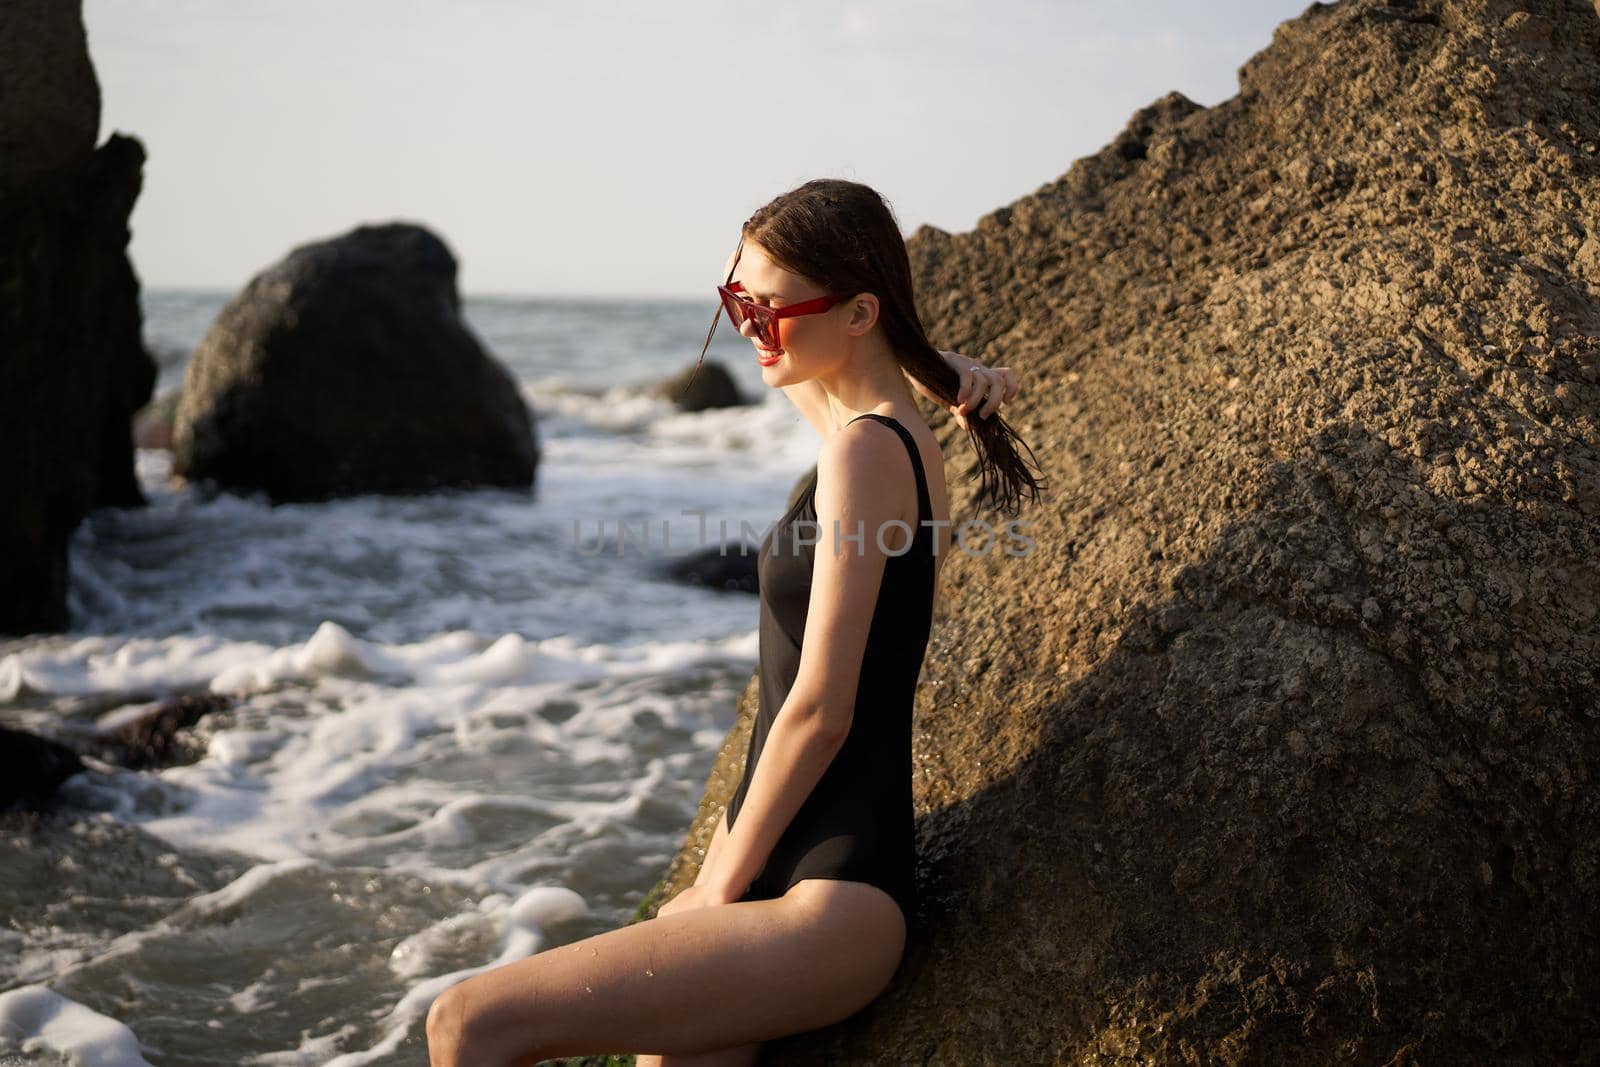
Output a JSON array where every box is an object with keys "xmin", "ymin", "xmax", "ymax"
[{"xmin": 761, "ymin": 419, "xmax": 1598, "ymax": 1064}]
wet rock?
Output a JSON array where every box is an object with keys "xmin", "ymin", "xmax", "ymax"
[
  {"xmin": 91, "ymin": 692, "xmax": 238, "ymax": 770},
  {"xmin": 0, "ymin": 0, "xmax": 156, "ymax": 636},
  {"xmin": 0, "ymin": 727, "xmax": 85, "ymax": 809},
  {"xmin": 173, "ymin": 222, "xmax": 539, "ymax": 504}
]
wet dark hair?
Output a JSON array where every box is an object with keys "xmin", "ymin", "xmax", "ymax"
[{"xmin": 688, "ymin": 177, "xmax": 1045, "ymax": 517}]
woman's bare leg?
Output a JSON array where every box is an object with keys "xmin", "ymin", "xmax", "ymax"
[{"xmin": 425, "ymin": 879, "xmax": 904, "ymax": 1066}]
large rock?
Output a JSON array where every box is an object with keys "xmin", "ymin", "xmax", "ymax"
[
  {"xmin": 0, "ymin": 0, "xmax": 156, "ymax": 636},
  {"xmin": 657, "ymin": 0, "xmax": 1600, "ymax": 1061},
  {"xmin": 652, "ymin": 360, "xmax": 748, "ymax": 411},
  {"xmin": 0, "ymin": 727, "xmax": 85, "ymax": 810},
  {"xmin": 0, "ymin": 0, "xmax": 99, "ymax": 196},
  {"xmin": 172, "ymin": 223, "xmax": 539, "ymax": 503}
]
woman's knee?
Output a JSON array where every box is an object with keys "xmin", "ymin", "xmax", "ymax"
[
  {"xmin": 427, "ymin": 980, "xmax": 537, "ymax": 1067},
  {"xmin": 425, "ymin": 985, "xmax": 466, "ymax": 1063}
]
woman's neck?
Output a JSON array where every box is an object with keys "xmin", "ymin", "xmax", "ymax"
[{"xmin": 815, "ymin": 335, "xmax": 919, "ymax": 435}]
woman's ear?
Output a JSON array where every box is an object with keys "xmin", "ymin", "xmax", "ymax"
[{"xmin": 844, "ymin": 292, "xmax": 879, "ymax": 335}]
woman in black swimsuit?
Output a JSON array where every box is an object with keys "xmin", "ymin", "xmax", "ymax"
[{"xmin": 427, "ymin": 179, "xmax": 1041, "ymax": 1067}]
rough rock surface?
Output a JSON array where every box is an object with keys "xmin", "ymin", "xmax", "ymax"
[
  {"xmin": 0, "ymin": 0, "xmax": 156, "ymax": 636},
  {"xmin": 172, "ymin": 223, "xmax": 539, "ymax": 504},
  {"xmin": 655, "ymin": 0, "xmax": 1600, "ymax": 1062}
]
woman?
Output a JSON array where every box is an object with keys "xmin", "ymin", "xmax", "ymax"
[{"xmin": 426, "ymin": 178, "xmax": 1042, "ymax": 1066}]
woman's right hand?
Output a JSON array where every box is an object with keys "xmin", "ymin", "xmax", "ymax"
[{"xmin": 654, "ymin": 884, "xmax": 718, "ymax": 919}]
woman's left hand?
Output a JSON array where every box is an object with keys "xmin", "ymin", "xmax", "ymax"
[{"xmin": 938, "ymin": 350, "xmax": 1021, "ymax": 431}]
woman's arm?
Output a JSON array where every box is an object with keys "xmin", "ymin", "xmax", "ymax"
[
  {"xmin": 700, "ymin": 421, "xmax": 906, "ymax": 903},
  {"xmin": 910, "ymin": 350, "xmax": 1020, "ymax": 431},
  {"xmin": 908, "ymin": 350, "xmax": 980, "ymax": 397},
  {"xmin": 701, "ymin": 702, "xmax": 846, "ymax": 902},
  {"xmin": 694, "ymin": 810, "xmax": 731, "ymax": 888}
]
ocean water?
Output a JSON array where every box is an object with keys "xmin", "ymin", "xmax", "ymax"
[{"xmin": 0, "ymin": 289, "xmax": 819, "ymax": 1065}]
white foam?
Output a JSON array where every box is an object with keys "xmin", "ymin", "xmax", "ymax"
[
  {"xmin": 226, "ymin": 978, "xmax": 273, "ymax": 1014},
  {"xmin": 178, "ymin": 857, "xmax": 324, "ymax": 918},
  {"xmin": 0, "ymin": 633, "xmax": 271, "ymax": 704},
  {"xmin": 0, "ymin": 655, "xmax": 28, "ymax": 703},
  {"xmin": 536, "ymin": 382, "xmax": 682, "ymax": 433},
  {"xmin": 8, "ymin": 617, "xmax": 754, "ymax": 714},
  {"xmin": 208, "ymin": 621, "xmax": 410, "ymax": 694},
  {"xmin": 387, "ymin": 913, "xmax": 492, "ymax": 981},
  {"xmin": 0, "ymin": 985, "xmax": 154, "ymax": 1067},
  {"xmin": 428, "ymin": 631, "xmax": 537, "ymax": 685},
  {"xmin": 312, "ymin": 885, "xmax": 590, "ymax": 1067},
  {"xmin": 504, "ymin": 885, "xmax": 590, "ymax": 954},
  {"xmin": 43, "ymin": 621, "xmax": 754, "ymax": 874}
]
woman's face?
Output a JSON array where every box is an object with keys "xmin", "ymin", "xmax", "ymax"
[{"xmin": 728, "ymin": 239, "xmax": 848, "ymax": 386}]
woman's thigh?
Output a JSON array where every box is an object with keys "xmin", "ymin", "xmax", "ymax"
[{"xmin": 429, "ymin": 878, "xmax": 905, "ymax": 1065}]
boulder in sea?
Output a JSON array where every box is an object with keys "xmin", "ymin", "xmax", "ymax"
[
  {"xmin": 0, "ymin": 727, "xmax": 85, "ymax": 810},
  {"xmin": 659, "ymin": 544, "xmax": 760, "ymax": 594},
  {"xmin": 657, "ymin": 0, "xmax": 1600, "ymax": 1062},
  {"xmin": 0, "ymin": 0, "xmax": 156, "ymax": 636},
  {"xmin": 655, "ymin": 466, "xmax": 814, "ymax": 592},
  {"xmin": 653, "ymin": 360, "xmax": 749, "ymax": 412},
  {"xmin": 172, "ymin": 222, "xmax": 540, "ymax": 503}
]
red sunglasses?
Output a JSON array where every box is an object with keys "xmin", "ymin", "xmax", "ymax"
[{"xmin": 717, "ymin": 281, "xmax": 843, "ymax": 350}]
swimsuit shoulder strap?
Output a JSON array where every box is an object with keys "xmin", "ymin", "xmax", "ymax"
[{"xmin": 845, "ymin": 413, "xmax": 932, "ymax": 544}]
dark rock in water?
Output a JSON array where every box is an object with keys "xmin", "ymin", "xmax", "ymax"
[
  {"xmin": 0, "ymin": 0, "xmax": 157, "ymax": 636},
  {"xmin": 172, "ymin": 222, "xmax": 540, "ymax": 503},
  {"xmin": 93, "ymin": 691, "xmax": 237, "ymax": 770},
  {"xmin": 660, "ymin": 544, "xmax": 760, "ymax": 594},
  {"xmin": 661, "ymin": 1, "xmax": 1600, "ymax": 1062},
  {"xmin": 0, "ymin": 727, "xmax": 85, "ymax": 809},
  {"xmin": 655, "ymin": 466, "xmax": 815, "ymax": 591},
  {"xmin": 653, "ymin": 360, "xmax": 748, "ymax": 412}
]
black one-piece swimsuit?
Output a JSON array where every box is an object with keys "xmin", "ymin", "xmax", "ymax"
[{"xmin": 725, "ymin": 412, "xmax": 936, "ymax": 932}]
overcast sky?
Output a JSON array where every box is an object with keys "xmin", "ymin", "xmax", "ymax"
[{"xmin": 85, "ymin": 0, "xmax": 1309, "ymax": 298}]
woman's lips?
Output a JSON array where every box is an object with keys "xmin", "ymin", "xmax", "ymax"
[{"xmin": 757, "ymin": 346, "xmax": 783, "ymax": 366}]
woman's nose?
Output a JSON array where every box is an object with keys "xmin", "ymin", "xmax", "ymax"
[{"xmin": 737, "ymin": 317, "xmax": 759, "ymax": 340}]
